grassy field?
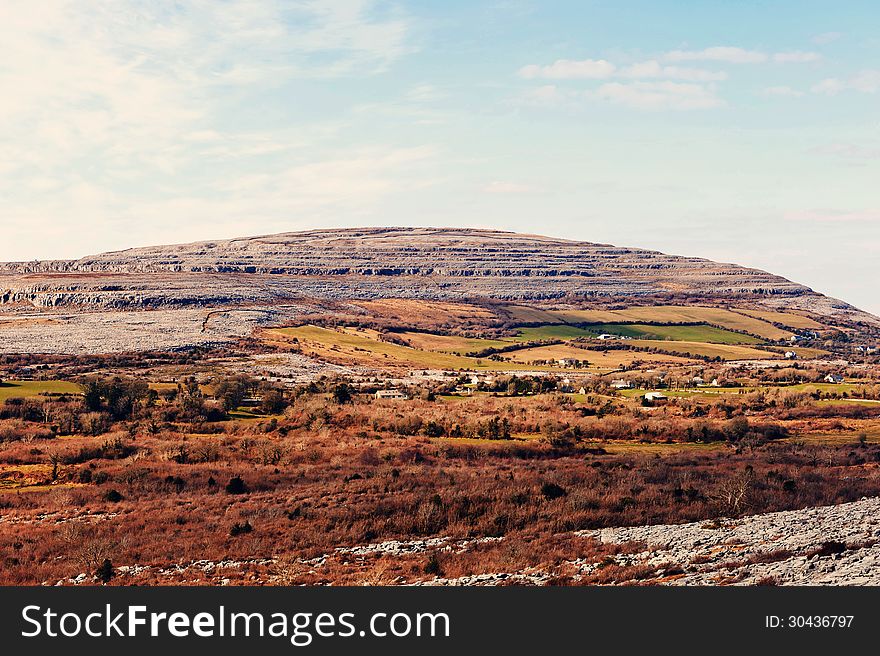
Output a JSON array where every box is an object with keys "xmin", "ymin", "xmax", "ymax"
[
  {"xmin": 543, "ymin": 305, "xmax": 792, "ymax": 340},
  {"xmin": 272, "ymin": 326, "xmax": 546, "ymax": 371},
  {"xmin": 397, "ymin": 331, "xmax": 510, "ymax": 354},
  {"xmin": 735, "ymin": 309, "xmax": 824, "ymax": 331},
  {"xmin": 513, "ymin": 325, "xmax": 597, "ymax": 341},
  {"xmin": 626, "ymin": 339, "xmax": 777, "ymax": 360},
  {"xmin": 355, "ymin": 299, "xmax": 499, "ymax": 327},
  {"xmin": 505, "ymin": 344, "xmax": 695, "ymax": 369},
  {"xmin": 0, "ymin": 380, "xmax": 81, "ymax": 401},
  {"xmin": 582, "ymin": 323, "xmax": 763, "ymax": 344},
  {"xmin": 503, "ymin": 306, "xmax": 561, "ymax": 323}
]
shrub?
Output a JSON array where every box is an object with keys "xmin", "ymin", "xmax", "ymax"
[
  {"xmin": 230, "ymin": 521, "xmax": 253, "ymax": 537},
  {"xmin": 104, "ymin": 489, "xmax": 123, "ymax": 502},
  {"xmin": 95, "ymin": 559, "xmax": 114, "ymax": 583},
  {"xmin": 541, "ymin": 482, "xmax": 567, "ymax": 500},
  {"xmin": 225, "ymin": 476, "xmax": 248, "ymax": 495},
  {"xmin": 424, "ymin": 553, "xmax": 443, "ymax": 576}
]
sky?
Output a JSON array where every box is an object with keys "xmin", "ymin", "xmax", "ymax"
[{"xmin": 1, "ymin": 1, "xmax": 878, "ymax": 314}]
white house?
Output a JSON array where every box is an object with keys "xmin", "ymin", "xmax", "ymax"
[
  {"xmin": 784, "ymin": 351, "xmax": 798, "ymax": 359},
  {"xmin": 610, "ymin": 379, "xmax": 634, "ymax": 389},
  {"xmin": 824, "ymin": 374, "xmax": 844, "ymax": 384},
  {"xmin": 375, "ymin": 389, "xmax": 408, "ymax": 400}
]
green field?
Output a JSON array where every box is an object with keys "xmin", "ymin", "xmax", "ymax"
[
  {"xmin": 582, "ymin": 323, "xmax": 762, "ymax": 344},
  {"xmin": 627, "ymin": 339, "xmax": 776, "ymax": 361},
  {"xmin": 0, "ymin": 380, "xmax": 81, "ymax": 401},
  {"xmin": 513, "ymin": 325, "xmax": 596, "ymax": 341}
]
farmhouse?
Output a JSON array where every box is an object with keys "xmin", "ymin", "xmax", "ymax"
[
  {"xmin": 824, "ymin": 374, "xmax": 845, "ymax": 384},
  {"xmin": 610, "ymin": 379, "xmax": 634, "ymax": 390},
  {"xmin": 642, "ymin": 391, "xmax": 669, "ymax": 405},
  {"xmin": 375, "ymin": 389, "xmax": 408, "ymax": 400},
  {"xmin": 784, "ymin": 351, "xmax": 798, "ymax": 359}
]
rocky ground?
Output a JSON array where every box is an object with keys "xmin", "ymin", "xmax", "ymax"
[
  {"xmin": 583, "ymin": 496, "xmax": 880, "ymax": 585},
  {"xmin": 38, "ymin": 498, "xmax": 880, "ymax": 586}
]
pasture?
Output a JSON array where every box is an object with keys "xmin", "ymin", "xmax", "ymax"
[
  {"xmin": 505, "ymin": 344, "xmax": 695, "ymax": 369},
  {"xmin": 271, "ymin": 326, "xmax": 541, "ymax": 371},
  {"xmin": 736, "ymin": 309, "xmax": 824, "ymax": 330},
  {"xmin": 582, "ymin": 323, "xmax": 762, "ymax": 344},
  {"xmin": 505, "ymin": 304, "xmax": 793, "ymax": 340},
  {"xmin": 626, "ymin": 339, "xmax": 777, "ymax": 360},
  {"xmin": 0, "ymin": 380, "xmax": 81, "ymax": 401}
]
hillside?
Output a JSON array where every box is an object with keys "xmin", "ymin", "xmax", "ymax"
[
  {"xmin": 0, "ymin": 227, "xmax": 876, "ymax": 354},
  {"xmin": 0, "ymin": 226, "xmax": 849, "ymax": 304}
]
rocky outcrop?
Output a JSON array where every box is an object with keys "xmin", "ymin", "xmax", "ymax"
[
  {"xmin": 0, "ymin": 227, "xmax": 817, "ymax": 309},
  {"xmin": 583, "ymin": 496, "xmax": 880, "ymax": 585}
]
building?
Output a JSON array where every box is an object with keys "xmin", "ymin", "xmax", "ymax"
[
  {"xmin": 610, "ymin": 379, "xmax": 634, "ymax": 390},
  {"xmin": 643, "ymin": 391, "xmax": 669, "ymax": 405},
  {"xmin": 824, "ymin": 374, "xmax": 844, "ymax": 384},
  {"xmin": 375, "ymin": 389, "xmax": 408, "ymax": 400},
  {"xmin": 692, "ymin": 377, "xmax": 705, "ymax": 386},
  {"xmin": 784, "ymin": 351, "xmax": 798, "ymax": 359}
]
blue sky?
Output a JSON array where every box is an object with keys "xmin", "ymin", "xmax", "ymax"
[{"xmin": 2, "ymin": 1, "xmax": 878, "ymax": 313}]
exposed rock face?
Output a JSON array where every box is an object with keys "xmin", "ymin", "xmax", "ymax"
[
  {"xmin": 584, "ymin": 497, "xmax": 880, "ymax": 585},
  {"xmin": 0, "ymin": 227, "xmax": 874, "ymax": 353},
  {"xmin": 0, "ymin": 227, "xmax": 817, "ymax": 309}
]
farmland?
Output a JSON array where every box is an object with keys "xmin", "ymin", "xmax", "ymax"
[
  {"xmin": 626, "ymin": 339, "xmax": 777, "ymax": 360},
  {"xmin": 508, "ymin": 305, "xmax": 795, "ymax": 340},
  {"xmin": 0, "ymin": 380, "xmax": 81, "ymax": 401},
  {"xmin": 580, "ymin": 323, "xmax": 762, "ymax": 344}
]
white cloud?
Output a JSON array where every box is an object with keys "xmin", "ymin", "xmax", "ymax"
[
  {"xmin": 665, "ymin": 47, "xmax": 767, "ymax": 64},
  {"xmin": 810, "ymin": 142, "xmax": 880, "ymax": 160},
  {"xmin": 665, "ymin": 47, "xmax": 820, "ymax": 64},
  {"xmin": 594, "ymin": 81, "xmax": 724, "ymax": 111},
  {"xmin": 812, "ymin": 32, "xmax": 843, "ymax": 45},
  {"xmin": 812, "ymin": 70, "xmax": 880, "ymax": 95},
  {"xmin": 784, "ymin": 209, "xmax": 880, "ymax": 223},
  {"xmin": 773, "ymin": 51, "xmax": 822, "ymax": 63},
  {"xmin": 482, "ymin": 181, "xmax": 539, "ymax": 194},
  {"xmin": 619, "ymin": 60, "xmax": 727, "ymax": 81},
  {"xmin": 518, "ymin": 84, "xmax": 573, "ymax": 107},
  {"xmin": 762, "ymin": 86, "xmax": 805, "ymax": 97},
  {"xmin": 0, "ymin": 0, "xmax": 423, "ymax": 261},
  {"xmin": 518, "ymin": 59, "xmax": 616, "ymax": 79}
]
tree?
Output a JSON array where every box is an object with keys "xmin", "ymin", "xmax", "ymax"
[
  {"xmin": 213, "ymin": 375, "xmax": 251, "ymax": 412},
  {"xmin": 332, "ymin": 383, "xmax": 353, "ymax": 405},
  {"xmin": 95, "ymin": 559, "xmax": 114, "ymax": 584},
  {"xmin": 259, "ymin": 383, "xmax": 285, "ymax": 414}
]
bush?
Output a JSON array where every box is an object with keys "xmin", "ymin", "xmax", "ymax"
[
  {"xmin": 95, "ymin": 559, "xmax": 114, "ymax": 583},
  {"xmin": 230, "ymin": 521, "xmax": 253, "ymax": 537},
  {"xmin": 104, "ymin": 489, "xmax": 123, "ymax": 502},
  {"xmin": 225, "ymin": 476, "xmax": 248, "ymax": 495},
  {"xmin": 423, "ymin": 553, "xmax": 443, "ymax": 576},
  {"xmin": 541, "ymin": 482, "xmax": 567, "ymax": 500}
]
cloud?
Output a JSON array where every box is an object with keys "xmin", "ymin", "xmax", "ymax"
[
  {"xmin": 0, "ymin": 0, "xmax": 424, "ymax": 261},
  {"xmin": 809, "ymin": 142, "xmax": 880, "ymax": 160},
  {"xmin": 762, "ymin": 86, "xmax": 805, "ymax": 97},
  {"xmin": 518, "ymin": 59, "xmax": 616, "ymax": 79},
  {"xmin": 812, "ymin": 32, "xmax": 843, "ymax": 45},
  {"xmin": 665, "ymin": 47, "xmax": 820, "ymax": 64},
  {"xmin": 665, "ymin": 47, "xmax": 767, "ymax": 64},
  {"xmin": 594, "ymin": 81, "xmax": 724, "ymax": 111},
  {"xmin": 482, "ymin": 181, "xmax": 539, "ymax": 194},
  {"xmin": 619, "ymin": 60, "xmax": 727, "ymax": 81},
  {"xmin": 812, "ymin": 70, "xmax": 880, "ymax": 95},
  {"xmin": 772, "ymin": 51, "xmax": 822, "ymax": 63},
  {"xmin": 784, "ymin": 209, "xmax": 880, "ymax": 223}
]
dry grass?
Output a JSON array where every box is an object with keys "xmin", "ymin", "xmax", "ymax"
[{"xmin": 627, "ymin": 340, "xmax": 777, "ymax": 361}]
